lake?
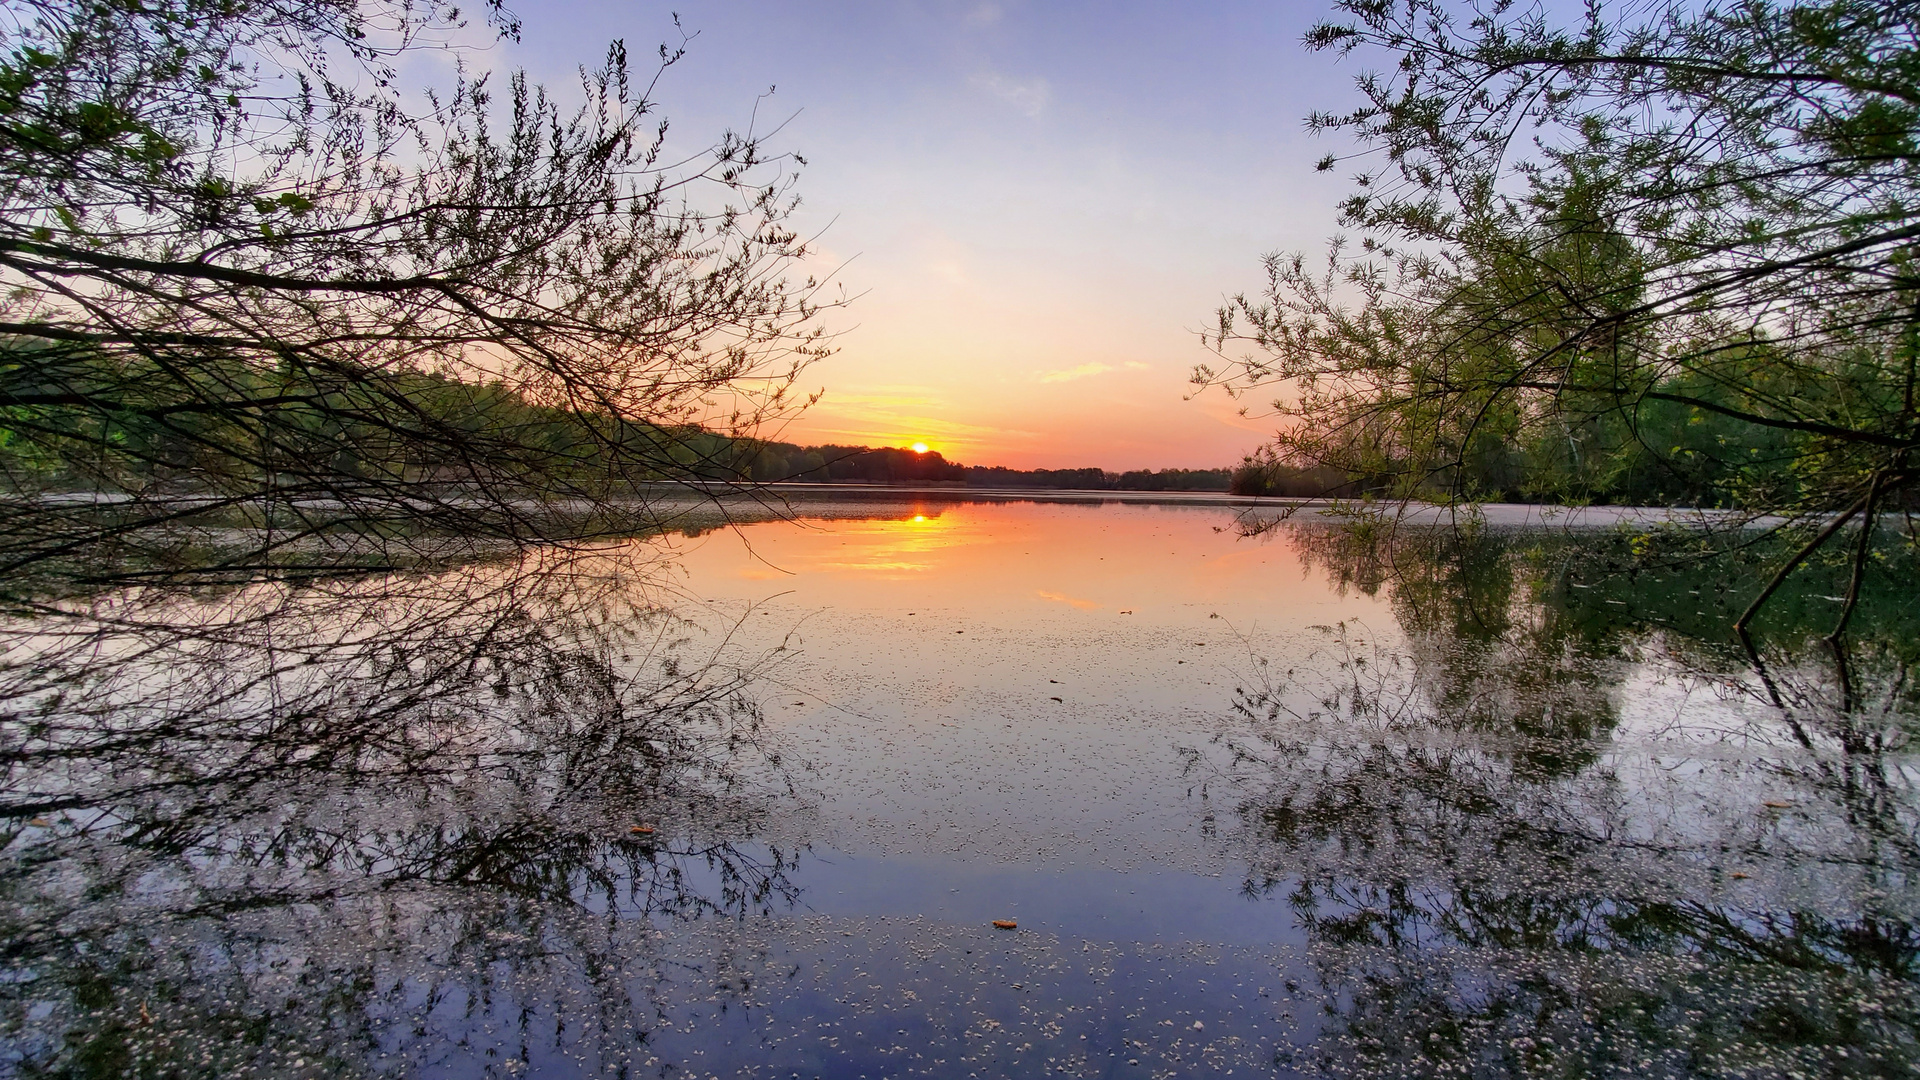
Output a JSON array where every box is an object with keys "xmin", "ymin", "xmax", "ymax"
[{"xmin": 2, "ymin": 495, "xmax": 1915, "ymax": 1078}]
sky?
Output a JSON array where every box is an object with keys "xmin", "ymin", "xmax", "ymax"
[{"xmin": 499, "ymin": 1, "xmax": 1362, "ymax": 470}]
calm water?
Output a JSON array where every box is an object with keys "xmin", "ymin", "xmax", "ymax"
[{"xmin": 2, "ymin": 497, "xmax": 1915, "ymax": 1078}]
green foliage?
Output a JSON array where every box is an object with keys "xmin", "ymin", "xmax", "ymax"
[
  {"xmin": 1229, "ymin": 445, "xmax": 1361, "ymax": 496},
  {"xmin": 0, "ymin": 0, "xmax": 835, "ymax": 583},
  {"xmin": 710, "ymin": 441, "xmax": 1234, "ymax": 491},
  {"xmin": 1199, "ymin": 0, "xmax": 1920, "ymax": 525}
]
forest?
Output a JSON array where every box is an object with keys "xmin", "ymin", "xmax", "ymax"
[
  {"xmin": 730, "ymin": 440, "xmax": 1231, "ymax": 491},
  {"xmin": 1198, "ymin": 0, "xmax": 1920, "ymax": 526},
  {"xmin": 0, "ymin": 347, "xmax": 1233, "ymax": 496}
]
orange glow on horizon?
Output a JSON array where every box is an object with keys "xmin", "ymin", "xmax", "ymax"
[{"xmin": 779, "ymin": 390, "xmax": 1270, "ymax": 472}]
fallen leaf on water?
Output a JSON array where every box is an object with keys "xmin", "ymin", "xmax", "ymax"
[
  {"xmin": 992, "ymin": 920, "xmax": 1017, "ymax": 930},
  {"xmin": 26, "ymin": 817, "xmax": 48, "ymax": 827},
  {"xmin": 629, "ymin": 825, "xmax": 655, "ymax": 835},
  {"xmin": 1731, "ymin": 872, "xmax": 1750, "ymax": 879},
  {"xmin": 1763, "ymin": 801, "xmax": 1792, "ymax": 809}
]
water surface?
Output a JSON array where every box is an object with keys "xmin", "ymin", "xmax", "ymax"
[{"xmin": 2, "ymin": 497, "xmax": 1914, "ymax": 1078}]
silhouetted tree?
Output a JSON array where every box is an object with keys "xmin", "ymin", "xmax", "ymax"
[
  {"xmin": 1197, "ymin": 0, "xmax": 1920, "ymax": 642},
  {"xmin": 0, "ymin": 0, "xmax": 835, "ymax": 588}
]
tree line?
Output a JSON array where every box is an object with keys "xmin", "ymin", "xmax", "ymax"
[
  {"xmin": 1196, "ymin": 0, "xmax": 1920, "ymax": 644},
  {"xmin": 730, "ymin": 440, "xmax": 1232, "ymax": 491},
  {"xmin": 0, "ymin": 346, "xmax": 1235, "ymax": 496},
  {"xmin": 1200, "ymin": 0, "xmax": 1920, "ymax": 515},
  {"xmin": 0, "ymin": 0, "xmax": 829, "ymax": 586}
]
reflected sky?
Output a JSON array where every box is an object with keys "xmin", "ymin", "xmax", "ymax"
[
  {"xmin": 665, "ymin": 497, "xmax": 1377, "ymax": 632},
  {"xmin": 658, "ymin": 500, "xmax": 1392, "ymax": 874},
  {"xmin": 4, "ymin": 498, "xmax": 1914, "ymax": 1078}
]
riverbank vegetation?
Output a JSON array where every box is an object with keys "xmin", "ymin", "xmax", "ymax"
[
  {"xmin": 720, "ymin": 439, "xmax": 1232, "ymax": 490},
  {"xmin": 1204, "ymin": 521, "xmax": 1919, "ymax": 1078},
  {"xmin": 1197, "ymin": 0, "xmax": 1920, "ymax": 624},
  {"xmin": 0, "ymin": 0, "xmax": 834, "ymax": 589}
]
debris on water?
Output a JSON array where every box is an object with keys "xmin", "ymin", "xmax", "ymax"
[
  {"xmin": 992, "ymin": 920, "xmax": 1017, "ymax": 929},
  {"xmin": 1192, "ymin": 1021, "xmax": 1204, "ymax": 1031},
  {"xmin": 26, "ymin": 817, "xmax": 48, "ymax": 827},
  {"xmin": 1051, "ymin": 697, "xmax": 1063, "ymax": 702},
  {"xmin": 629, "ymin": 825, "xmax": 655, "ymax": 835},
  {"xmin": 1763, "ymin": 801, "xmax": 1792, "ymax": 809}
]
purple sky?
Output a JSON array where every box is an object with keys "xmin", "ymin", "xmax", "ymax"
[{"xmin": 500, "ymin": 1, "xmax": 1360, "ymax": 469}]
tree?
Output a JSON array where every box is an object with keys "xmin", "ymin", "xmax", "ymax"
[
  {"xmin": 0, "ymin": 0, "xmax": 834, "ymax": 589},
  {"xmin": 1195, "ymin": 0, "xmax": 1919, "ymax": 647}
]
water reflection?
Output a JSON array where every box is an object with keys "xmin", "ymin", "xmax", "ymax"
[
  {"xmin": 3, "ymin": 500, "xmax": 1915, "ymax": 1078},
  {"xmin": 0, "ymin": 547, "xmax": 802, "ymax": 1076},
  {"xmin": 1200, "ymin": 525, "xmax": 1919, "ymax": 1078}
]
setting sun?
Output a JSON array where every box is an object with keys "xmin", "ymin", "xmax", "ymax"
[{"xmin": 910, "ymin": 441, "xmax": 930, "ymax": 453}]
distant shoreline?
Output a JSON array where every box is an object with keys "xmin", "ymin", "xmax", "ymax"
[
  {"xmin": 712, "ymin": 485, "xmax": 1789, "ymax": 530},
  {"xmin": 4, "ymin": 484, "xmax": 1793, "ymax": 533}
]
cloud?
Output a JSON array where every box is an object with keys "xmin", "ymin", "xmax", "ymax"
[
  {"xmin": 819, "ymin": 389, "xmax": 943, "ymax": 409},
  {"xmin": 1037, "ymin": 590, "xmax": 1101, "ymax": 610},
  {"xmin": 789, "ymin": 389, "xmax": 1043, "ymax": 452},
  {"xmin": 969, "ymin": 71, "xmax": 1050, "ymax": 118},
  {"xmin": 1124, "ymin": 361, "xmax": 1151, "ymax": 371},
  {"xmin": 1038, "ymin": 362, "xmax": 1114, "ymax": 383},
  {"xmin": 927, "ymin": 259, "xmax": 970, "ymax": 286},
  {"xmin": 965, "ymin": 2, "xmax": 1002, "ymax": 26}
]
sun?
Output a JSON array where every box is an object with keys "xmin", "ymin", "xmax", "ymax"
[{"xmin": 910, "ymin": 441, "xmax": 930, "ymax": 454}]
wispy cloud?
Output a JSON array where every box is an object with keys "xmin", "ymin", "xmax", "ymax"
[
  {"xmin": 965, "ymin": 2, "xmax": 1002, "ymax": 26},
  {"xmin": 790, "ymin": 388, "xmax": 1042, "ymax": 455},
  {"xmin": 927, "ymin": 259, "xmax": 970, "ymax": 286},
  {"xmin": 1124, "ymin": 361, "xmax": 1151, "ymax": 371},
  {"xmin": 1037, "ymin": 590, "xmax": 1101, "ymax": 610},
  {"xmin": 1038, "ymin": 362, "xmax": 1113, "ymax": 383},
  {"xmin": 970, "ymin": 71, "xmax": 1050, "ymax": 118}
]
